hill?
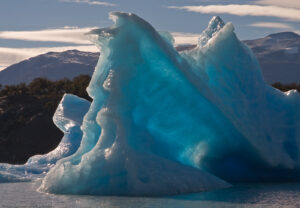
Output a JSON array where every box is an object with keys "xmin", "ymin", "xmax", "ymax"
[
  {"xmin": 0, "ymin": 50, "xmax": 99, "ymax": 86},
  {"xmin": 244, "ymin": 32, "xmax": 300, "ymax": 84}
]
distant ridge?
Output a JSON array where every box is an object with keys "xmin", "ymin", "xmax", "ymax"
[
  {"xmin": 0, "ymin": 50, "xmax": 99, "ymax": 86},
  {"xmin": 244, "ymin": 31, "xmax": 300, "ymax": 84},
  {"xmin": 267, "ymin": 32, "xmax": 300, "ymax": 39},
  {"xmin": 1, "ymin": 32, "xmax": 300, "ymax": 85}
]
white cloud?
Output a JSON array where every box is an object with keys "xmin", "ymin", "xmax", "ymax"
[
  {"xmin": 0, "ymin": 45, "xmax": 98, "ymax": 71},
  {"xmin": 0, "ymin": 28, "xmax": 201, "ymax": 71},
  {"xmin": 169, "ymin": 5, "xmax": 300, "ymax": 21},
  {"xmin": 0, "ymin": 27, "xmax": 96, "ymax": 44},
  {"xmin": 171, "ymin": 32, "xmax": 199, "ymax": 45},
  {"xmin": 256, "ymin": 0, "xmax": 300, "ymax": 9},
  {"xmin": 61, "ymin": 0, "xmax": 116, "ymax": 6},
  {"xmin": 249, "ymin": 22, "xmax": 292, "ymax": 29}
]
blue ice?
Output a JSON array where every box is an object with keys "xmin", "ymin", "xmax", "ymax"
[
  {"xmin": 1, "ymin": 11, "xmax": 300, "ymax": 196},
  {"xmin": 38, "ymin": 12, "xmax": 300, "ymax": 196}
]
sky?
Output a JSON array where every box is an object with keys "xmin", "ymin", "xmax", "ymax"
[{"xmin": 1, "ymin": 0, "xmax": 300, "ymax": 70}]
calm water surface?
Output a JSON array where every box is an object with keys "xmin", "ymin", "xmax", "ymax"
[{"xmin": 1, "ymin": 182, "xmax": 300, "ymax": 208}]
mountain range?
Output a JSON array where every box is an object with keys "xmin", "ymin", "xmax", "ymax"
[
  {"xmin": 0, "ymin": 32, "xmax": 299, "ymax": 85},
  {"xmin": 244, "ymin": 32, "xmax": 300, "ymax": 84},
  {"xmin": 0, "ymin": 50, "xmax": 99, "ymax": 86}
]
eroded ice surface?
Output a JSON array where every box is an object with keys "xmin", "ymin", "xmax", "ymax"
[
  {"xmin": 2, "ymin": 11, "xmax": 300, "ymax": 196},
  {"xmin": 38, "ymin": 12, "xmax": 300, "ymax": 196},
  {"xmin": 0, "ymin": 94, "xmax": 90, "ymax": 182}
]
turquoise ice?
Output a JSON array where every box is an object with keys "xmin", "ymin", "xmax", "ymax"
[
  {"xmin": 38, "ymin": 12, "xmax": 300, "ymax": 196},
  {"xmin": 1, "ymin": 11, "xmax": 299, "ymax": 196}
]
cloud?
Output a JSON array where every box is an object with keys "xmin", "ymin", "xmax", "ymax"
[
  {"xmin": 0, "ymin": 45, "xmax": 98, "ymax": 71},
  {"xmin": 0, "ymin": 31, "xmax": 201, "ymax": 71},
  {"xmin": 249, "ymin": 22, "xmax": 292, "ymax": 29},
  {"xmin": 0, "ymin": 27, "xmax": 96, "ymax": 44},
  {"xmin": 0, "ymin": 28, "xmax": 200, "ymax": 46},
  {"xmin": 61, "ymin": 0, "xmax": 116, "ymax": 6},
  {"xmin": 171, "ymin": 32, "xmax": 199, "ymax": 45},
  {"xmin": 256, "ymin": 0, "xmax": 300, "ymax": 9},
  {"xmin": 169, "ymin": 5, "xmax": 300, "ymax": 21}
]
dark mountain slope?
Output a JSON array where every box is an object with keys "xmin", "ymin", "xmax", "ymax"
[
  {"xmin": 244, "ymin": 32, "xmax": 300, "ymax": 84},
  {"xmin": 0, "ymin": 50, "xmax": 99, "ymax": 86}
]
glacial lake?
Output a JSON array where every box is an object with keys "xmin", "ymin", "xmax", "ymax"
[{"xmin": 1, "ymin": 182, "xmax": 300, "ymax": 208}]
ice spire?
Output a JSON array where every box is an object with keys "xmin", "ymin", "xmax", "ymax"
[{"xmin": 198, "ymin": 16, "xmax": 225, "ymax": 47}]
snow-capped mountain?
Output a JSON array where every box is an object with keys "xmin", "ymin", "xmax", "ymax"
[
  {"xmin": 0, "ymin": 32, "xmax": 299, "ymax": 86},
  {"xmin": 0, "ymin": 50, "xmax": 99, "ymax": 86}
]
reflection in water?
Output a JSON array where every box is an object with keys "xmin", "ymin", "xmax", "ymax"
[{"xmin": 0, "ymin": 182, "xmax": 300, "ymax": 208}]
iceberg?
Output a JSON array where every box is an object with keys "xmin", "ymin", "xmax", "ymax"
[
  {"xmin": 2, "ymin": 11, "xmax": 300, "ymax": 196},
  {"xmin": 38, "ymin": 12, "xmax": 300, "ymax": 196},
  {"xmin": 39, "ymin": 12, "xmax": 231, "ymax": 195},
  {"xmin": 0, "ymin": 94, "xmax": 90, "ymax": 182}
]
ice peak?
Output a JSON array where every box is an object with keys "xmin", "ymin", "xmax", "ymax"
[
  {"xmin": 198, "ymin": 16, "xmax": 225, "ymax": 47},
  {"xmin": 208, "ymin": 16, "xmax": 225, "ymax": 30}
]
